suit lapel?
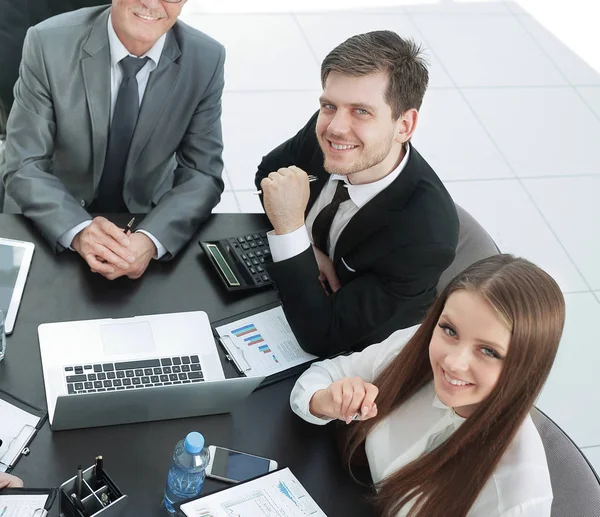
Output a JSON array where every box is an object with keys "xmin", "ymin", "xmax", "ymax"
[
  {"xmin": 81, "ymin": 8, "xmax": 111, "ymax": 188},
  {"xmin": 333, "ymin": 146, "xmax": 422, "ymax": 264},
  {"xmin": 125, "ymin": 30, "xmax": 181, "ymax": 175}
]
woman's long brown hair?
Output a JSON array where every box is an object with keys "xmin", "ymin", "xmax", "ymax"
[{"xmin": 340, "ymin": 254, "xmax": 565, "ymax": 517}]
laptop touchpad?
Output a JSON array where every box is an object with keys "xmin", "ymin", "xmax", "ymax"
[{"xmin": 100, "ymin": 321, "xmax": 156, "ymax": 356}]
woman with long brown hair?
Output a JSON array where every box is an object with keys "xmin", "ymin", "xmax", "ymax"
[{"xmin": 291, "ymin": 254, "xmax": 565, "ymax": 517}]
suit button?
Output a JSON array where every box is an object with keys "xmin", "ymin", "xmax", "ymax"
[{"xmin": 80, "ymin": 199, "xmax": 86, "ymax": 207}]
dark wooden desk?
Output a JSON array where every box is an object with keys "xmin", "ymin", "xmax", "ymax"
[{"xmin": 0, "ymin": 214, "xmax": 373, "ymax": 516}]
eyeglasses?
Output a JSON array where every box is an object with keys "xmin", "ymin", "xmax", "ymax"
[{"xmin": 162, "ymin": 0, "xmax": 184, "ymax": 3}]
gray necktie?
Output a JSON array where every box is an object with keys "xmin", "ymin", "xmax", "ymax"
[{"xmin": 95, "ymin": 56, "xmax": 149, "ymax": 212}]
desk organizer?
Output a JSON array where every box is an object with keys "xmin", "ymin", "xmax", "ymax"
[{"xmin": 59, "ymin": 464, "xmax": 128, "ymax": 517}]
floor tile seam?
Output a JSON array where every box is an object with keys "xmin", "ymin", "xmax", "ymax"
[
  {"xmin": 290, "ymin": 13, "xmax": 324, "ymax": 69},
  {"xmin": 451, "ymin": 85, "xmax": 594, "ymax": 291},
  {"xmin": 512, "ymin": 12, "xmax": 600, "ymax": 123},
  {"xmin": 511, "ymin": 12, "xmax": 582, "ymax": 87},
  {"xmin": 516, "ymin": 175, "xmax": 596, "ymax": 291},
  {"xmin": 400, "ymin": 10, "xmax": 461, "ymax": 90}
]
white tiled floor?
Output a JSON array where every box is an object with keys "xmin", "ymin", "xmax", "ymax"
[{"xmin": 181, "ymin": 0, "xmax": 600, "ymax": 474}]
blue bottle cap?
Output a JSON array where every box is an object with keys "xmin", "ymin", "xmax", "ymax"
[{"xmin": 184, "ymin": 432, "xmax": 205, "ymax": 454}]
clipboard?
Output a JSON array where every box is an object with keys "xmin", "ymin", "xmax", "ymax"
[
  {"xmin": 174, "ymin": 467, "xmax": 327, "ymax": 517},
  {"xmin": 212, "ymin": 302, "xmax": 319, "ymax": 389},
  {"xmin": 0, "ymin": 487, "xmax": 58, "ymax": 516},
  {"xmin": 0, "ymin": 389, "xmax": 48, "ymax": 473}
]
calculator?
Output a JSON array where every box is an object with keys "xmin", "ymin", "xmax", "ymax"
[{"xmin": 199, "ymin": 230, "xmax": 274, "ymax": 291}]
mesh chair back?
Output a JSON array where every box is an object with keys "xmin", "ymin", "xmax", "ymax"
[{"xmin": 531, "ymin": 407, "xmax": 600, "ymax": 517}]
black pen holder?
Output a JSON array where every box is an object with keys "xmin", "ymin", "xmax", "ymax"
[{"xmin": 59, "ymin": 464, "xmax": 128, "ymax": 517}]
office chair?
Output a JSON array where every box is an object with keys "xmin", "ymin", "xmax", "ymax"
[
  {"xmin": 0, "ymin": 139, "xmax": 5, "ymax": 212},
  {"xmin": 531, "ymin": 407, "xmax": 600, "ymax": 517},
  {"xmin": 436, "ymin": 204, "xmax": 500, "ymax": 292}
]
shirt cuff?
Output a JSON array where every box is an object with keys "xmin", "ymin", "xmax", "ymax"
[
  {"xmin": 137, "ymin": 230, "xmax": 166, "ymax": 260},
  {"xmin": 58, "ymin": 220, "xmax": 92, "ymax": 250},
  {"xmin": 267, "ymin": 225, "xmax": 311, "ymax": 262},
  {"xmin": 290, "ymin": 380, "xmax": 335, "ymax": 426}
]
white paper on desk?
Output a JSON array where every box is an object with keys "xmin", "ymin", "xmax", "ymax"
[
  {"xmin": 0, "ymin": 399, "xmax": 41, "ymax": 473},
  {"xmin": 181, "ymin": 467, "xmax": 327, "ymax": 517},
  {"xmin": 0, "ymin": 494, "xmax": 48, "ymax": 516},
  {"xmin": 215, "ymin": 307, "xmax": 317, "ymax": 378}
]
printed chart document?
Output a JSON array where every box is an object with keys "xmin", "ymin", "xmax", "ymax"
[
  {"xmin": 0, "ymin": 493, "xmax": 49, "ymax": 516},
  {"xmin": 215, "ymin": 307, "xmax": 317, "ymax": 378},
  {"xmin": 0, "ymin": 398, "xmax": 41, "ymax": 473},
  {"xmin": 180, "ymin": 468, "xmax": 327, "ymax": 517}
]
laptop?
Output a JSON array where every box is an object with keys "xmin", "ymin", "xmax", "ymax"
[{"xmin": 38, "ymin": 311, "xmax": 264, "ymax": 431}]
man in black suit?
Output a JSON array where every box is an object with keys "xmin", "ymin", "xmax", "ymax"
[
  {"xmin": 256, "ymin": 31, "xmax": 459, "ymax": 357},
  {"xmin": 0, "ymin": 0, "xmax": 108, "ymax": 134}
]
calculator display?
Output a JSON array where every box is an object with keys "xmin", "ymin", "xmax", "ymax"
[{"xmin": 206, "ymin": 243, "xmax": 240, "ymax": 286}]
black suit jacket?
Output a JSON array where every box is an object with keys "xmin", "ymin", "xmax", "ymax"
[{"xmin": 255, "ymin": 112, "xmax": 459, "ymax": 357}]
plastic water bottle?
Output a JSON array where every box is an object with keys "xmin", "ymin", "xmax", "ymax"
[
  {"xmin": 163, "ymin": 432, "xmax": 210, "ymax": 513},
  {"xmin": 0, "ymin": 310, "xmax": 6, "ymax": 362}
]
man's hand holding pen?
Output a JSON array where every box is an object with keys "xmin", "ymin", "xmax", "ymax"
[
  {"xmin": 73, "ymin": 216, "xmax": 156, "ymax": 280},
  {"xmin": 260, "ymin": 166, "xmax": 312, "ymax": 235},
  {"xmin": 72, "ymin": 217, "xmax": 135, "ymax": 277}
]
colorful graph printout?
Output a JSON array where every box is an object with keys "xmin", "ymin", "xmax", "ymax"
[
  {"xmin": 180, "ymin": 468, "xmax": 327, "ymax": 517},
  {"xmin": 215, "ymin": 307, "xmax": 316, "ymax": 377}
]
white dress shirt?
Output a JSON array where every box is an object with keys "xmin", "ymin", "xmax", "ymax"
[
  {"xmin": 290, "ymin": 326, "xmax": 553, "ymax": 517},
  {"xmin": 268, "ymin": 143, "xmax": 410, "ymax": 263},
  {"xmin": 58, "ymin": 15, "xmax": 167, "ymax": 258}
]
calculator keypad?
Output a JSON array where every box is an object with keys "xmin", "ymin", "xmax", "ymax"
[{"xmin": 228, "ymin": 232, "xmax": 273, "ymax": 286}]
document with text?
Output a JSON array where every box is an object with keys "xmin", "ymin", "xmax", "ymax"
[
  {"xmin": 215, "ymin": 307, "xmax": 317, "ymax": 378},
  {"xmin": 0, "ymin": 398, "xmax": 41, "ymax": 473},
  {"xmin": 0, "ymin": 493, "xmax": 49, "ymax": 517},
  {"xmin": 180, "ymin": 468, "xmax": 327, "ymax": 517}
]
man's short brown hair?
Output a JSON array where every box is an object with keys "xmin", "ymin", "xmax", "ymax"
[{"xmin": 321, "ymin": 30, "xmax": 429, "ymax": 119}]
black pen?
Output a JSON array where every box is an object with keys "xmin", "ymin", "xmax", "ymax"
[
  {"xmin": 76, "ymin": 464, "xmax": 83, "ymax": 499},
  {"xmin": 95, "ymin": 455, "xmax": 104, "ymax": 485},
  {"xmin": 71, "ymin": 493, "xmax": 89, "ymax": 517},
  {"xmin": 124, "ymin": 217, "xmax": 135, "ymax": 234}
]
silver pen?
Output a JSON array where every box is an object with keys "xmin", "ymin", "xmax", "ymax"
[{"xmin": 253, "ymin": 174, "xmax": 318, "ymax": 195}]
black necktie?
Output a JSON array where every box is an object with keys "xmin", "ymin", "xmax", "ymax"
[
  {"xmin": 94, "ymin": 56, "xmax": 149, "ymax": 212},
  {"xmin": 312, "ymin": 180, "xmax": 350, "ymax": 254}
]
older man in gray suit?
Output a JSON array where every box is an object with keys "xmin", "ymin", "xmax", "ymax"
[{"xmin": 2, "ymin": 0, "xmax": 225, "ymax": 280}]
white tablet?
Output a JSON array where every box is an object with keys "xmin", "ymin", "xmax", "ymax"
[{"xmin": 0, "ymin": 238, "xmax": 35, "ymax": 335}]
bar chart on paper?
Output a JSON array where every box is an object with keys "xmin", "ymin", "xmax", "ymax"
[
  {"xmin": 231, "ymin": 324, "xmax": 279, "ymax": 364},
  {"xmin": 216, "ymin": 307, "xmax": 317, "ymax": 377}
]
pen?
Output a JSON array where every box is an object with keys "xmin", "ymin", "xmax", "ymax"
[
  {"xmin": 1, "ymin": 507, "xmax": 8, "ymax": 517},
  {"xmin": 95, "ymin": 455, "xmax": 104, "ymax": 485},
  {"xmin": 253, "ymin": 174, "xmax": 318, "ymax": 195},
  {"xmin": 71, "ymin": 494, "xmax": 89, "ymax": 517},
  {"xmin": 123, "ymin": 217, "xmax": 135, "ymax": 234},
  {"xmin": 76, "ymin": 464, "xmax": 83, "ymax": 499}
]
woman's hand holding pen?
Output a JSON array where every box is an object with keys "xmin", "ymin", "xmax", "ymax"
[{"xmin": 309, "ymin": 377, "xmax": 379, "ymax": 424}]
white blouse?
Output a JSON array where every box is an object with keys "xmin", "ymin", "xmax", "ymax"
[{"xmin": 290, "ymin": 326, "xmax": 553, "ymax": 517}]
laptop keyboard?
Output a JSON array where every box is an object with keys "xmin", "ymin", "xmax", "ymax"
[{"xmin": 63, "ymin": 356, "xmax": 204, "ymax": 395}]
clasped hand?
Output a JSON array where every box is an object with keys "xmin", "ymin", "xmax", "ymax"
[
  {"xmin": 309, "ymin": 377, "xmax": 379, "ymax": 424},
  {"xmin": 72, "ymin": 217, "xmax": 156, "ymax": 280},
  {"xmin": 260, "ymin": 166, "xmax": 311, "ymax": 235}
]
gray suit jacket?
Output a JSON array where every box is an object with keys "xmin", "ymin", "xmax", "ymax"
[{"xmin": 2, "ymin": 6, "xmax": 225, "ymax": 257}]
